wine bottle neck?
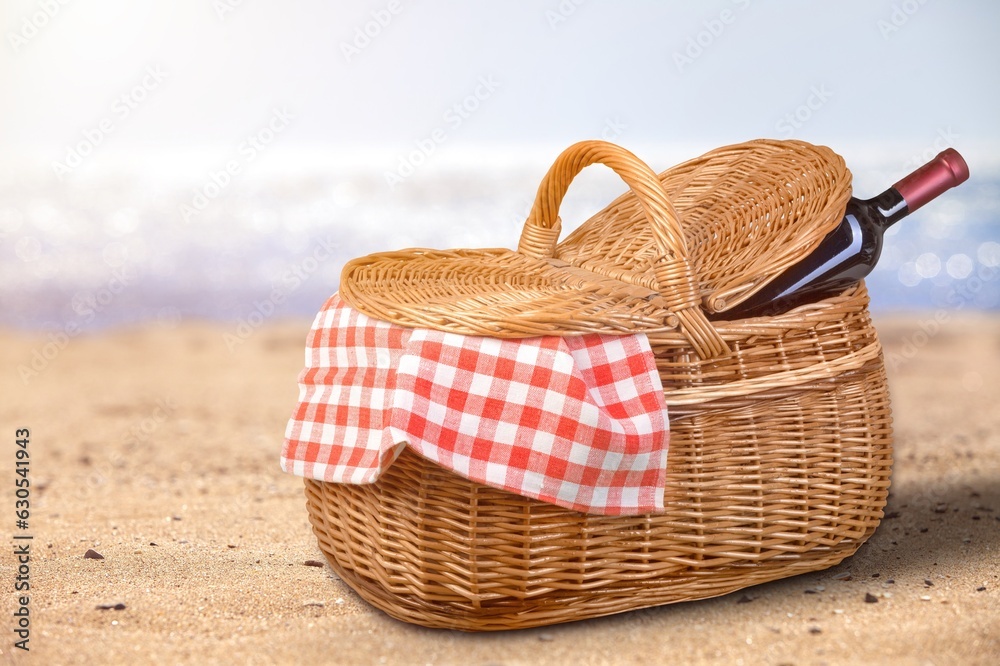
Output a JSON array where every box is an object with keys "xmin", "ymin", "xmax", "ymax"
[
  {"xmin": 865, "ymin": 188, "xmax": 909, "ymax": 228},
  {"xmin": 861, "ymin": 148, "xmax": 969, "ymax": 230}
]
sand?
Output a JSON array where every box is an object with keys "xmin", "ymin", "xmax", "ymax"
[{"xmin": 1, "ymin": 312, "xmax": 998, "ymax": 665}]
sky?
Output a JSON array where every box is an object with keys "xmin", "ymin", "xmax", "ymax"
[
  {"xmin": 1, "ymin": 0, "xmax": 999, "ymax": 177},
  {"xmin": 1, "ymin": 1, "xmax": 998, "ymax": 327}
]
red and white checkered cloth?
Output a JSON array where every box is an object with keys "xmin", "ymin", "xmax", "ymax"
[{"xmin": 281, "ymin": 294, "xmax": 671, "ymax": 515}]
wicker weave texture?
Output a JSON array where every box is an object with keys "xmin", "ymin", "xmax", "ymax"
[
  {"xmin": 305, "ymin": 140, "xmax": 891, "ymax": 630},
  {"xmin": 556, "ymin": 139, "xmax": 852, "ymax": 314},
  {"xmin": 340, "ymin": 140, "xmax": 851, "ymax": 348},
  {"xmin": 305, "ymin": 284, "xmax": 892, "ymax": 630}
]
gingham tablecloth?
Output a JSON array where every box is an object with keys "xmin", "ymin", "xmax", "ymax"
[{"xmin": 281, "ymin": 294, "xmax": 671, "ymax": 515}]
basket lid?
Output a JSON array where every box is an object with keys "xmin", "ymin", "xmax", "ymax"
[
  {"xmin": 339, "ymin": 139, "xmax": 852, "ymax": 360},
  {"xmin": 556, "ymin": 139, "xmax": 852, "ymax": 313}
]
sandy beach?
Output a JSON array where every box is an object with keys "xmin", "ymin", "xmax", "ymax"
[{"xmin": 1, "ymin": 312, "xmax": 998, "ymax": 665}]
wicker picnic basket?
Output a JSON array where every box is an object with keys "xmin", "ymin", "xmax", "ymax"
[{"xmin": 302, "ymin": 140, "xmax": 893, "ymax": 630}]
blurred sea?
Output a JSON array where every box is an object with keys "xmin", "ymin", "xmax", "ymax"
[{"xmin": 2, "ymin": 154, "xmax": 998, "ymax": 333}]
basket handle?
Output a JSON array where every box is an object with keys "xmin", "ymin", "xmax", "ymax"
[{"xmin": 517, "ymin": 140, "xmax": 729, "ymax": 360}]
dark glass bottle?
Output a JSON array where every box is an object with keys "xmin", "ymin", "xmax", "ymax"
[{"xmin": 718, "ymin": 148, "xmax": 970, "ymax": 320}]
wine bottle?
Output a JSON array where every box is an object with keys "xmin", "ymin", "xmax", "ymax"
[{"xmin": 718, "ymin": 148, "xmax": 970, "ymax": 319}]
